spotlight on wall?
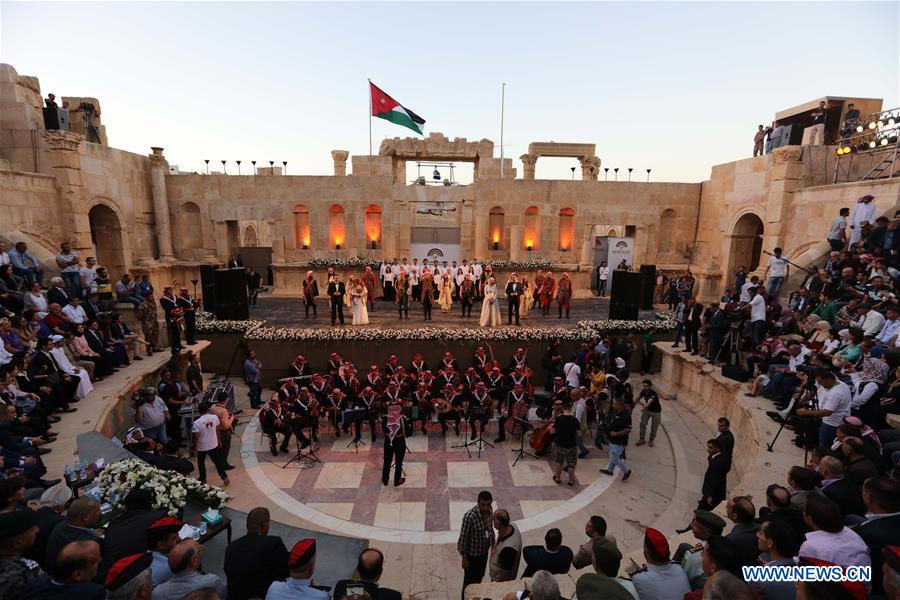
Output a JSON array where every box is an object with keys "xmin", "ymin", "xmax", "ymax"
[
  {"xmin": 604, "ymin": 167, "xmax": 609, "ymax": 181},
  {"xmin": 204, "ymin": 159, "xmax": 209, "ymax": 174},
  {"xmin": 570, "ymin": 166, "xmax": 576, "ymax": 180},
  {"xmin": 251, "ymin": 160, "xmax": 257, "ymax": 175},
  {"xmin": 220, "ymin": 160, "xmax": 227, "ymax": 174},
  {"xmin": 335, "ymin": 243, "xmax": 342, "ymax": 250},
  {"xmin": 236, "ymin": 160, "xmax": 242, "ymax": 175},
  {"xmin": 869, "ymin": 141, "xmax": 878, "ymax": 149},
  {"xmin": 627, "ymin": 167, "xmax": 633, "ymax": 181},
  {"xmin": 646, "ymin": 168, "xmax": 651, "ymax": 182},
  {"xmin": 371, "ymin": 240, "xmax": 377, "ymax": 250},
  {"xmin": 526, "ymin": 245, "xmax": 533, "ymax": 252},
  {"xmin": 283, "ymin": 161, "xmax": 288, "ymax": 175},
  {"xmin": 269, "ymin": 161, "xmax": 275, "ymax": 171},
  {"xmin": 614, "ymin": 168, "xmax": 619, "ymax": 181},
  {"xmin": 492, "ymin": 241, "xmax": 500, "ymax": 250}
]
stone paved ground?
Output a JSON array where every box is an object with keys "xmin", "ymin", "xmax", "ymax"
[{"xmin": 248, "ymin": 295, "xmax": 613, "ymax": 329}]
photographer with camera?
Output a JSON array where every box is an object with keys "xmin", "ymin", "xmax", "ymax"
[{"xmin": 795, "ymin": 369, "xmax": 851, "ymax": 447}]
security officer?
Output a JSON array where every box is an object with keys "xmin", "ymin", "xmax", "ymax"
[
  {"xmin": 672, "ymin": 510, "xmax": 726, "ymax": 590},
  {"xmin": 630, "ymin": 527, "xmax": 691, "ymax": 600}
]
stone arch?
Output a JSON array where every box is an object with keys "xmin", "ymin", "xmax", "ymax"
[
  {"xmin": 524, "ymin": 206, "xmax": 540, "ymax": 251},
  {"xmin": 365, "ymin": 204, "xmax": 382, "ymax": 249},
  {"xmin": 488, "ymin": 206, "xmax": 505, "ymax": 250},
  {"xmin": 658, "ymin": 209, "xmax": 676, "ymax": 253},
  {"xmin": 243, "ymin": 224, "xmax": 259, "ymax": 247},
  {"xmin": 88, "ymin": 203, "xmax": 127, "ymax": 276},
  {"xmin": 728, "ymin": 212, "xmax": 765, "ymax": 274},
  {"xmin": 179, "ymin": 202, "xmax": 203, "ymax": 251},
  {"xmin": 292, "ymin": 204, "xmax": 310, "ymax": 249},
  {"xmin": 329, "ymin": 204, "xmax": 346, "ymax": 249},
  {"xmin": 558, "ymin": 207, "xmax": 575, "ymax": 252}
]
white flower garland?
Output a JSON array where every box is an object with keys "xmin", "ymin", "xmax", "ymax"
[
  {"xmin": 96, "ymin": 458, "xmax": 230, "ymax": 516},
  {"xmin": 197, "ymin": 312, "xmax": 675, "ymax": 341},
  {"xmin": 302, "ymin": 258, "xmax": 553, "ymax": 271},
  {"xmin": 482, "ymin": 259, "xmax": 552, "ymax": 271}
]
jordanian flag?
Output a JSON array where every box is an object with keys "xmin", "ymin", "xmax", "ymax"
[{"xmin": 370, "ymin": 81, "xmax": 426, "ymax": 135}]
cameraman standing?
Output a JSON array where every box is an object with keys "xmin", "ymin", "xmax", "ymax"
[
  {"xmin": 746, "ymin": 286, "xmax": 767, "ymax": 347},
  {"xmin": 796, "ymin": 369, "xmax": 851, "ymax": 447}
]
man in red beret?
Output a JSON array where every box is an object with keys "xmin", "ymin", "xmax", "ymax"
[
  {"xmin": 630, "ymin": 528, "xmax": 691, "ymax": 600},
  {"xmin": 265, "ymin": 538, "xmax": 328, "ymax": 600},
  {"xmin": 105, "ymin": 553, "xmax": 152, "ymax": 600},
  {"xmin": 147, "ymin": 516, "xmax": 183, "ymax": 586}
]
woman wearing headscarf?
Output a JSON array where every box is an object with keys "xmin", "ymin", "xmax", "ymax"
[
  {"xmin": 846, "ymin": 355, "xmax": 888, "ymax": 426},
  {"xmin": 805, "ymin": 320, "xmax": 832, "ymax": 351},
  {"xmin": 351, "ymin": 275, "xmax": 369, "ymax": 325},
  {"xmin": 479, "ymin": 276, "xmax": 501, "ymax": 327}
]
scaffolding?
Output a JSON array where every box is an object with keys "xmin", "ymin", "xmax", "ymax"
[{"xmin": 833, "ymin": 106, "xmax": 900, "ymax": 183}]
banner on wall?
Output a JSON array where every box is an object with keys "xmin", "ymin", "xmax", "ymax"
[
  {"xmin": 607, "ymin": 237, "xmax": 634, "ymax": 268},
  {"xmin": 410, "ymin": 242, "xmax": 461, "ymax": 264}
]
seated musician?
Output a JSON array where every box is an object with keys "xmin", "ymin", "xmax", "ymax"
[
  {"xmin": 495, "ymin": 382, "xmax": 531, "ymax": 443},
  {"xmin": 353, "ymin": 386, "xmax": 379, "ymax": 443},
  {"xmin": 410, "ymin": 381, "xmax": 431, "ymax": 436},
  {"xmin": 326, "ymin": 388, "xmax": 349, "ymax": 438},
  {"xmin": 440, "ymin": 352, "xmax": 460, "ymax": 373},
  {"xmin": 437, "ymin": 383, "xmax": 464, "ymax": 436},
  {"xmin": 418, "ymin": 369, "xmax": 436, "ymax": 394},
  {"xmin": 327, "ymin": 352, "xmax": 342, "ymax": 378},
  {"xmin": 409, "ymin": 353, "xmax": 427, "ymax": 376},
  {"xmin": 308, "ymin": 373, "xmax": 329, "ymax": 405},
  {"xmin": 384, "ymin": 355, "xmax": 401, "ymax": 378},
  {"xmin": 289, "ymin": 354, "xmax": 310, "ymax": 379},
  {"xmin": 437, "ymin": 367, "xmax": 457, "ymax": 392},
  {"xmin": 472, "ymin": 347, "xmax": 490, "ymax": 373},
  {"xmin": 484, "ymin": 366, "xmax": 506, "ymax": 401},
  {"xmin": 259, "ymin": 393, "xmax": 294, "ymax": 455},
  {"xmin": 365, "ymin": 364, "xmax": 384, "ymax": 393},
  {"xmin": 291, "ymin": 387, "xmax": 318, "ymax": 445},
  {"xmin": 468, "ymin": 381, "xmax": 493, "ymax": 441},
  {"xmin": 279, "ymin": 378, "xmax": 299, "ymax": 401},
  {"xmin": 508, "ymin": 347, "xmax": 529, "ymax": 371},
  {"xmin": 509, "ymin": 364, "xmax": 529, "ymax": 392},
  {"xmin": 462, "ymin": 367, "xmax": 481, "ymax": 389},
  {"xmin": 334, "ymin": 365, "xmax": 359, "ymax": 403}
]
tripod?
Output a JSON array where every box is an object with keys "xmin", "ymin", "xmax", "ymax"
[
  {"xmin": 451, "ymin": 414, "xmax": 474, "ymax": 458},
  {"xmin": 282, "ymin": 422, "xmax": 321, "ymax": 468},
  {"xmin": 510, "ymin": 418, "xmax": 538, "ymax": 466},
  {"xmin": 713, "ymin": 321, "xmax": 742, "ymax": 366}
]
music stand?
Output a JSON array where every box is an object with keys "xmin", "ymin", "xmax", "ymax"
[
  {"xmin": 468, "ymin": 406, "xmax": 494, "ymax": 459},
  {"xmin": 510, "ymin": 418, "xmax": 538, "ymax": 466},
  {"xmin": 346, "ymin": 409, "xmax": 368, "ymax": 453},
  {"xmin": 450, "ymin": 412, "xmax": 473, "ymax": 458},
  {"xmin": 282, "ymin": 422, "xmax": 321, "ymax": 469}
]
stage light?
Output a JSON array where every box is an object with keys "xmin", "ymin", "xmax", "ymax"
[
  {"xmin": 881, "ymin": 138, "xmax": 889, "ymax": 146},
  {"xmin": 870, "ymin": 141, "xmax": 878, "ymax": 149},
  {"xmin": 335, "ymin": 243, "xmax": 342, "ymax": 250},
  {"xmin": 869, "ymin": 122, "xmax": 877, "ymax": 129},
  {"xmin": 857, "ymin": 125, "xmax": 864, "ymax": 133},
  {"xmin": 371, "ymin": 240, "xmax": 377, "ymax": 250},
  {"xmin": 526, "ymin": 244, "xmax": 533, "ymax": 252},
  {"xmin": 889, "ymin": 118, "xmax": 897, "ymax": 126}
]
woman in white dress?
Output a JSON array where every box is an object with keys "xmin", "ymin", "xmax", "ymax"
[
  {"xmin": 49, "ymin": 337, "xmax": 94, "ymax": 399},
  {"xmin": 438, "ymin": 273, "xmax": 454, "ymax": 313},
  {"xmin": 350, "ymin": 278, "xmax": 369, "ymax": 325},
  {"xmin": 22, "ymin": 282, "xmax": 48, "ymax": 319},
  {"xmin": 480, "ymin": 276, "xmax": 501, "ymax": 327}
]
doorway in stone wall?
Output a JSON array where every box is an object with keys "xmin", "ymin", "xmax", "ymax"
[
  {"xmin": 88, "ymin": 204, "xmax": 127, "ymax": 276},
  {"xmin": 728, "ymin": 213, "xmax": 765, "ymax": 276}
]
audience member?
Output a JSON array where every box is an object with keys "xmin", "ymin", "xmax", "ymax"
[
  {"xmin": 150, "ymin": 540, "xmax": 226, "ymax": 600},
  {"xmin": 223, "ymin": 507, "xmax": 289, "ymax": 600},
  {"xmin": 522, "ymin": 527, "xmax": 573, "ymax": 577},
  {"xmin": 264, "ymin": 538, "xmax": 329, "ymax": 600},
  {"xmin": 333, "ymin": 547, "xmax": 401, "ymax": 600},
  {"xmin": 631, "ymin": 528, "xmax": 691, "ymax": 600},
  {"xmin": 22, "ymin": 539, "xmax": 105, "ymax": 600},
  {"xmin": 487, "ymin": 509, "xmax": 521, "ymax": 583}
]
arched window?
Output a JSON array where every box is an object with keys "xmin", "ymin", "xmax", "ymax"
[
  {"xmin": 329, "ymin": 204, "xmax": 346, "ymax": 249},
  {"xmin": 658, "ymin": 209, "xmax": 676, "ymax": 253},
  {"xmin": 558, "ymin": 208, "xmax": 575, "ymax": 252},
  {"xmin": 524, "ymin": 206, "xmax": 540, "ymax": 251},
  {"xmin": 365, "ymin": 204, "xmax": 382, "ymax": 249},
  {"xmin": 180, "ymin": 202, "xmax": 202, "ymax": 250},
  {"xmin": 488, "ymin": 206, "xmax": 505, "ymax": 250},
  {"xmin": 292, "ymin": 204, "xmax": 310, "ymax": 248},
  {"xmin": 243, "ymin": 225, "xmax": 258, "ymax": 247}
]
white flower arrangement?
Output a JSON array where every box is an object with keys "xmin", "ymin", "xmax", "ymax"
[
  {"xmin": 307, "ymin": 258, "xmax": 381, "ymax": 269},
  {"xmin": 482, "ymin": 259, "xmax": 552, "ymax": 271},
  {"xmin": 96, "ymin": 458, "xmax": 229, "ymax": 516},
  {"xmin": 197, "ymin": 311, "xmax": 675, "ymax": 341}
]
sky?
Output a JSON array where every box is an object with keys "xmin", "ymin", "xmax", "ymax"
[{"xmin": 1, "ymin": 1, "xmax": 897, "ymax": 183}]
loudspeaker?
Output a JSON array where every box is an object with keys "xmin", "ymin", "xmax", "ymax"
[
  {"xmin": 42, "ymin": 107, "xmax": 70, "ymax": 131},
  {"xmin": 609, "ymin": 270, "xmax": 642, "ymax": 320},
  {"xmin": 639, "ymin": 264, "xmax": 657, "ymax": 310},
  {"xmin": 212, "ymin": 268, "xmax": 249, "ymax": 320},
  {"xmin": 200, "ymin": 265, "xmax": 217, "ymax": 313},
  {"xmin": 780, "ymin": 124, "xmax": 804, "ymax": 146}
]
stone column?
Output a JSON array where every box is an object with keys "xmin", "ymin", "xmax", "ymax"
[
  {"xmin": 331, "ymin": 150, "xmax": 349, "ymax": 176},
  {"xmin": 40, "ymin": 131, "xmax": 88, "ymax": 253},
  {"xmin": 520, "ymin": 154, "xmax": 538, "ymax": 180},
  {"xmin": 148, "ymin": 147, "xmax": 175, "ymax": 261},
  {"xmin": 763, "ymin": 146, "xmax": 804, "ymax": 256},
  {"xmin": 509, "ymin": 225, "xmax": 523, "ymax": 260},
  {"xmin": 474, "ymin": 218, "xmax": 488, "ymax": 259},
  {"xmin": 579, "ymin": 155, "xmax": 601, "ymax": 181}
]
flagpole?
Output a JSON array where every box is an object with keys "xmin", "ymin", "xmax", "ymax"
[
  {"xmin": 499, "ymin": 82, "xmax": 506, "ymax": 179},
  {"xmin": 368, "ymin": 78, "xmax": 373, "ymax": 157}
]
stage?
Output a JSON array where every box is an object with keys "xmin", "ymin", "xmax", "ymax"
[{"xmin": 246, "ymin": 295, "xmax": 618, "ymax": 329}]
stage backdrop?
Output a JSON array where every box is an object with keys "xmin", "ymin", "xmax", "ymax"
[
  {"xmin": 607, "ymin": 237, "xmax": 634, "ymax": 267},
  {"xmin": 410, "ymin": 226, "xmax": 461, "ymax": 264}
]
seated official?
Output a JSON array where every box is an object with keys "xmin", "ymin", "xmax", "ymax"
[
  {"xmin": 265, "ymin": 538, "xmax": 329, "ymax": 600},
  {"xmin": 521, "ymin": 528, "xmax": 573, "ymax": 577},
  {"xmin": 333, "ymin": 547, "xmax": 402, "ymax": 600},
  {"xmin": 224, "ymin": 507, "xmax": 289, "ymax": 600}
]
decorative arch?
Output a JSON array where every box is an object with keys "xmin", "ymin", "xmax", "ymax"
[
  {"xmin": 365, "ymin": 204, "xmax": 382, "ymax": 249},
  {"xmin": 243, "ymin": 224, "xmax": 258, "ymax": 247},
  {"xmin": 329, "ymin": 204, "xmax": 346, "ymax": 249},
  {"xmin": 729, "ymin": 212, "xmax": 765, "ymax": 273},
  {"xmin": 658, "ymin": 209, "xmax": 676, "ymax": 253},
  {"xmin": 293, "ymin": 204, "xmax": 310, "ymax": 249},
  {"xmin": 179, "ymin": 202, "xmax": 203, "ymax": 251},
  {"xmin": 558, "ymin": 208, "xmax": 575, "ymax": 252},
  {"xmin": 488, "ymin": 206, "xmax": 505, "ymax": 250},
  {"xmin": 88, "ymin": 203, "xmax": 126, "ymax": 276},
  {"xmin": 524, "ymin": 206, "xmax": 540, "ymax": 251}
]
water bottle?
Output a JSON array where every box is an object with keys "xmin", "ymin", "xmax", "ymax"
[
  {"xmin": 199, "ymin": 521, "xmax": 208, "ymax": 536},
  {"xmin": 64, "ymin": 465, "xmax": 74, "ymax": 482},
  {"xmin": 79, "ymin": 468, "xmax": 87, "ymax": 480}
]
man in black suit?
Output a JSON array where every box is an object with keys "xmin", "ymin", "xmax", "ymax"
[
  {"xmin": 682, "ymin": 298, "xmax": 703, "ymax": 355},
  {"xmin": 817, "ymin": 456, "xmax": 866, "ymax": 518},
  {"xmin": 44, "ymin": 497, "xmax": 103, "ymax": 571},
  {"xmin": 25, "ymin": 481, "xmax": 71, "ymax": 564},
  {"xmin": 505, "ymin": 274, "xmax": 522, "ymax": 325},
  {"xmin": 223, "ymin": 507, "xmax": 289, "ymax": 600},
  {"xmin": 724, "ymin": 496, "xmax": 760, "ymax": 567},
  {"xmin": 328, "ymin": 275, "xmax": 346, "ymax": 326},
  {"xmin": 83, "ymin": 293, "xmax": 111, "ymax": 322},
  {"xmin": 98, "ymin": 489, "xmax": 166, "ymax": 579},
  {"xmin": 522, "ymin": 528, "xmax": 573, "ymax": 577},
  {"xmin": 27, "ymin": 337, "xmax": 76, "ymax": 412},
  {"xmin": 705, "ymin": 304, "xmax": 726, "ymax": 361},
  {"xmin": 856, "ymin": 477, "xmax": 900, "ymax": 597},
  {"xmin": 47, "ymin": 278, "xmax": 69, "ymax": 308},
  {"xmin": 699, "ymin": 438, "xmax": 729, "ymax": 511},
  {"xmin": 715, "ymin": 418, "xmax": 735, "ymax": 472},
  {"xmin": 333, "ymin": 548, "xmax": 402, "ymax": 600}
]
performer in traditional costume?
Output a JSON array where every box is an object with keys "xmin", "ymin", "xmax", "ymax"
[
  {"xmin": 438, "ymin": 273, "xmax": 454, "ymax": 312},
  {"xmin": 556, "ymin": 272, "xmax": 573, "ymax": 319},
  {"xmin": 260, "ymin": 393, "xmax": 293, "ymax": 455},
  {"xmin": 361, "ymin": 266, "xmax": 377, "ymax": 313},
  {"xmin": 395, "ymin": 269, "xmax": 410, "ymax": 319},
  {"xmin": 520, "ymin": 275, "xmax": 532, "ymax": 317},
  {"xmin": 459, "ymin": 273, "xmax": 476, "ymax": 317},
  {"xmin": 479, "ymin": 276, "xmax": 501, "ymax": 327},
  {"xmin": 420, "ymin": 269, "xmax": 435, "ymax": 321},
  {"xmin": 381, "ymin": 400, "xmax": 407, "ymax": 487},
  {"xmin": 533, "ymin": 270, "xmax": 545, "ymax": 310},
  {"xmin": 350, "ymin": 277, "xmax": 369, "ymax": 325},
  {"xmin": 540, "ymin": 272, "xmax": 556, "ymax": 316},
  {"xmin": 302, "ymin": 271, "xmax": 319, "ymax": 319}
]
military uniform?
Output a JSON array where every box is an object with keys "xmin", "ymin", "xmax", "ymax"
[
  {"xmin": 630, "ymin": 563, "xmax": 691, "ymax": 600},
  {"xmin": 676, "ymin": 543, "xmax": 706, "ymax": 590}
]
